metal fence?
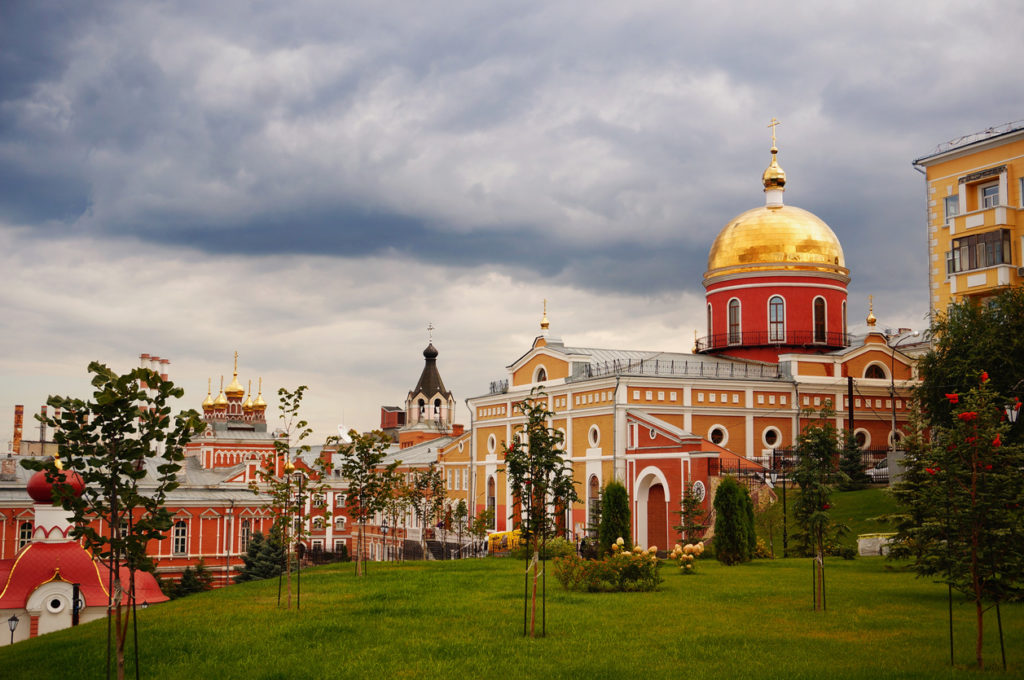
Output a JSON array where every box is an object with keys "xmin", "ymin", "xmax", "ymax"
[
  {"xmin": 695, "ymin": 330, "xmax": 852, "ymax": 353},
  {"xmin": 567, "ymin": 357, "xmax": 783, "ymax": 382}
]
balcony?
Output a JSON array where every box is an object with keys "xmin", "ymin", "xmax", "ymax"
[{"xmin": 695, "ymin": 330, "xmax": 851, "ymax": 353}]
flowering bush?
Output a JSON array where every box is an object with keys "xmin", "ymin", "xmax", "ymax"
[
  {"xmin": 668, "ymin": 541, "xmax": 705, "ymax": 574},
  {"xmin": 554, "ymin": 538, "xmax": 663, "ymax": 592}
]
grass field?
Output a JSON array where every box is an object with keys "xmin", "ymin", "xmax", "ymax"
[{"xmin": 2, "ymin": 553, "xmax": 1021, "ymax": 680}]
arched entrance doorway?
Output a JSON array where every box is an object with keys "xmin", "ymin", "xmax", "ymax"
[
  {"xmin": 646, "ymin": 484, "xmax": 667, "ymax": 549},
  {"xmin": 634, "ymin": 467, "xmax": 670, "ymax": 549}
]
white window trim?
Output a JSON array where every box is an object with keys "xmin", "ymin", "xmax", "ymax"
[
  {"xmin": 767, "ymin": 295, "xmax": 786, "ymax": 343},
  {"xmin": 708, "ymin": 424, "xmax": 729, "ymax": 447},
  {"xmin": 761, "ymin": 426, "xmax": 781, "ymax": 449},
  {"xmin": 588, "ymin": 424, "xmax": 601, "ymax": 448},
  {"xmin": 727, "ymin": 298, "xmax": 742, "ymax": 345}
]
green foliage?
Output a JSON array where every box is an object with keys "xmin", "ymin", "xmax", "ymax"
[
  {"xmin": 235, "ymin": 531, "xmax": 285, "ymax": 583},
  {"xmin": 916, "ymin": 288, "xmax": 1024, "ymax": 443},
  {"xmin": 597, "ymin": 480, "xmax": 631, "ymax": 556},
  {"xmin": 672, "ymin": 482, "xmax": 709, "ymax": 544},
  {"xmin": 468, "ymin": 508, "xmax": 494, "ymax": 540},
  {"xmin": 511, "ymin": 536, "xmax": 577, "ymax": 561},
  {"xmin": 753, "ymin": 495, "xmax": 783, "ymax": 558},
  {"xmin": 174, "ymin": 559, "xmax": 214, "ymax": 598},
  {"xmin": 893, "ymin": 377, "xmax": 1024, "ymax": 668},
  {"xmin": 19, "ymin": 361, "xmax": 203, "ymax": 680},
  {"xmin": 332, "ymin": 429, "xmax": 399, "ymax": 576},
  {"xmin": 712, "ymin": 477, "xmax": 753, "ymax": 565},
  {"xmin": 838, "ymin": 433, "xmax": 869, "ymax": 490},
  {"xmin": 553, "ymin": 550, "xmax": 663, "ymax": 592},
  {"xmin": 503, "ymin": 388, "xmax": 579, "ymax": 549}
]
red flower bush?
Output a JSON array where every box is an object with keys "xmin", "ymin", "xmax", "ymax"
[
  {"xmin": 958, "ymin": 411, "xmax": 978, "ymax": 422},
  {"xmin": 992, "ymin": 434, "xmax": 1002, "ymax": 448},
  {"xmin": 981, "ymin": 371, "xmax": 989, "ymax": 383},
  {"xmin": 945, "ymin": 393, "xmax": 959, "ymax": 404}
]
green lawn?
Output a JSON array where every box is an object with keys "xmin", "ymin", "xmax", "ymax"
[{"xmin": 2, "ymin": 555, "xmax": 1021, "ymax": 679}]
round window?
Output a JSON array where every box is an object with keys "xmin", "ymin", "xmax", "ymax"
[
  {"xmin": 709, "ymin": 426, "xmax": 727, "ymax": 446},
  {"xmin": 854, "ymin": 430, "xmax": 869, "ymax": 450},
  {"xmin": 46, "ymin": 597, "xmax": 65, "ymax": 614},
  {"xmin": 691, "ymin": 480, "xmax": 706, "ymax": 502},
  {"xmin": 588, "ymin": 425, "xmax": 600, "ymax": 447},
  {"xmin": 763, "ymin": 428, "xmax": 779, "ymax": 447},
  {"xmin": 649, "ymin": 428, "xmax": 657, "ymax": 440},
  {"xmin": 487, "ymin": 434, "xmax": 496, "ymax": 454}
]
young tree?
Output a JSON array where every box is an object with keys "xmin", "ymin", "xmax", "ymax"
[
  {"xmin": 713, "ymin": 477, "xmax": 753, "ymax": 565},
  {"xmin": 838, "ymin": 432, "xmax": 869, "ymax": 490},
  {"xmin": 333, "ymin": 430, "xmax": 398, "ymax": 576},
  {"xmin": 454, "ymin": 499, "xmax": 468, "ymax": 558},
  {"xmin": 408, "ymin": 463, "xmax": 444, "ymax": 559},
  {"xmin": 895, "ymin": 376, "xmax": 1024, "ymax": 669},
  {"xmin": 598, "ymin": 480, "xmax": 632, "ymax": 556},
  {"xmin": 248, "ymin": 386, "xmax": 331, "ymax": 608},
  {"xmin": 672, "ymin": 481, "xmax": 709, "ymax": 546},
  {"xmin": 468, "ymin": 508, "xmax": 494, "ymax": 556},
  {"xmin": 21, "ymin": 361, "xmax": 203, "ymax": 680},
  {"xmin": 235, "ymin": 531, "xmax": 285, "ymax": 583},
  {"xmin": 793, "ymin": 402, "xmax": 844, "ymax": 611},
  {"xmin": 753, "ymin": 494, "xmax": 784, "ymax": 558},
  {"xmin": 380, "ymin": 472, "xmax": 410, "ymax": 561},
  {"xmin": 503, "ymin": 388, "xmax": 579, "ymax": 637}
]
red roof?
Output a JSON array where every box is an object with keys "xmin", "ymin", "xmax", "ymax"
[{"xmin": 0, "ymin": 542, "xmax": 168, "ymax": 608}]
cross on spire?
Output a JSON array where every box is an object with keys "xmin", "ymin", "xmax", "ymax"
[
  {"xmin": 767, "ymin": 117, "xmax": 781, "ymax": 148},
  {"xmin": 427, "ymin": 322, "xmax": 434, "ymax": 342}
]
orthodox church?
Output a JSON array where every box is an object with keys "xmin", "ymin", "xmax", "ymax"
[{"xmin": 460, "ymin": 130, "xmax": 920, "ymax": 549}]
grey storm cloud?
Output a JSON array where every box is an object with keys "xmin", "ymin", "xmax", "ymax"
[{"xmin": 3, "ymin": 1, "xmax": 1024, "ymax": 300}]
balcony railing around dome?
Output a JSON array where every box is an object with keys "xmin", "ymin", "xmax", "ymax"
[
  {"xmin": 566, "ymin": 357, "xmax": 783, "ymax": 382},
  {"xmin": 695, "ymin": 329, "xmax": 852, "ymax": 353}
]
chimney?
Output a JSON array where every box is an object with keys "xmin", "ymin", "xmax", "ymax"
[
  {"xmin": 13, "ymin": 405, "xmax": 23, "ymax": 454},
  {"xmin": 39, "ymin": 405, "xmax": 47, "ymax": 444}
]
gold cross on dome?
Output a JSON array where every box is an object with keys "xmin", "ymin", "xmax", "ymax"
[{"xmin": 767, "ymin": 117, "xmax": 781, "ymax": 147}]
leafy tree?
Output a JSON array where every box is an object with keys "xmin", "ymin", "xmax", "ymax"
[
  {"xmin": 21, "ymin": 361, "xmax": 203, "ymax": 680},
  {"xmin": 598, "ymin": 480, "xmax": 631, "ymax": 556},
  {"xmin": 409, "ymin": 463, "xmax": 445, "ymax": 559},
  {"xmin": 503, "ymin": 388, "xmax": 579, "ymax": 637},
  {"xmin": 380, "ymin": 473, "xmax": 411, "ymax": 561},
  {"xmin": 894, "ymin": 376, "xmax": 1024, "ymax": 669},
  {"xmin": 713, "ymin": 477, "xmax": 753, "ymax": 565},
  {"xmin": 753, "ymin": 494, "xmax": 784, "ymax": 558},
  {"xmin": 673, "ymin": 482, "xmax": 709, "ymax": 545},
  {"xmin": 248, "ymin": 386, "xmax": 331, "ymax": 608},
  {"xmin": 468, "ymin": 508, "xmax": 494, "ymax": 556},
  {"xmin": 333, "ymin": 430, "xmax": 398, "ymax": 576},
  {"xmin": 793, "ymin": 402, "xmax": 845, "ymax": 611},
  {"xmin": 175, "ymin": 559, "xmax": 214, "ymax": 598},
  {"xmin": 916, "ymin": 288, "xmax": 1024, "ymax": 442}
]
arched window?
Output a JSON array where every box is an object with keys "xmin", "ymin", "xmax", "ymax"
[
  {"xmin": 864, "ymin": 364, "xmax": 886, "ymax": 379},
  {"xmin": 813, "ymin": 297, "xmax": 826, "ymax": 343},
  {"xmin": 240, "ymin": 519, "xmax": 252, "ymax": 552},
  {"xmin": 842, "ymin": 301, "xmax": 848, "ymax": 338},
  {"xmin": 728, "ymin": 299, "xmax": 741, "ymax": 345},
  {"xmin": 418, "ymin": 398, "xmax": 426, "ymax": 416},
  {"xmin": 535, "ymin": 367, "xmax": 547, "ymax": 382},
  {"xmin": 706, "ymin": 303, "xmax": 713, "ymax": 340},
  {"xmin": 433, "ymin": 398, "xmax": 441, "ymax": 416},
  {"xmin": 173, "ymin": 520, "xmax": 188, "ymax": 556},
  {"xmin": 768, "ymin": 295, "xmax": 785, "ymax": 342},
  {"xmin": 486, "ymin": 477, "xmax": 497, "ymax": 530},
  {"xmin": 18, "ymin": 521, "xmax": 32, "ymax": 549}
]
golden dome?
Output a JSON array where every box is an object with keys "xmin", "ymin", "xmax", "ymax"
[
  {"xmin": 243, "ymin": 380, "xmax": 254, "ymax": 411},
  {"xmin": 201, "ymin": 378, "xmax": 214, "ymax": 409},
  {"xmin": 762, "ymin": 147, "xmax": 786, "ymax": 190},
  {"xmin": 706, "ymin": 204, "xmax": 846, "ymax": 276},
  {"xmin": 213, "ymin": 376, "xmax": 228, "ymax": 409},
  {"xmin": 253, "ymin": 377, "xmax": 267, "ymax": 410}
]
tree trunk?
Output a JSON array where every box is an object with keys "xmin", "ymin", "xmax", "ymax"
[
  {"xmin": 529, "ymin": 546, "xmax": 539, "ymax": 638},
  {"xmin": 113, "ymin": 577, "xmax": 126, "ymax": 680}
]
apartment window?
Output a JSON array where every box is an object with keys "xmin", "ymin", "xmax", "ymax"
[
  {"xmin": 768, "ymin": 295, "xmax": 785, "ymax": 342},
  {"xmin": 18, "ymin": 521, "xmax": 32, "ymax": 550},
  {"xmin": 943, "ymin": 195, "xmax": 959, "ymax": 222},
  {"xmin": 813, "ymin": 297, "xmax": 826, "ymax": 343},
  {"xmin": 173, "ymin": 520, "xmax": 187, "ymax": 556},
  {"xmin": 728, "ymin": 299, "xmax": 741, "ymax": 345},
  {"xmin": 946, "ymin": 229, "xmax": 1012, "ymax": 273},
  {"xmin": 981, "ymin": 182, "xmax": 999, "ymax": 209}
]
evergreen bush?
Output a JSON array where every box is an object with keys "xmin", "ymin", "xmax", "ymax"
[
  {"xmin": 713, "ymin": 477, "xmax": 753, "ymax": 565},
  {"xmin": 598, "ymin": 481, "xmax": 631, "ymax": 556}
]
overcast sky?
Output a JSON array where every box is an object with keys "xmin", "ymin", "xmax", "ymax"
[{"xmin": 2, "ymin": 0, "xmax": 1023, "ymax": 446}]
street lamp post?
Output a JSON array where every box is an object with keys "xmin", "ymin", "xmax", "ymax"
[
  {"xmin": 8, "ymin": 614, "xmax": 18, "ymax": 645},
  {"xmin": 381, "ymin": 520, "xmax": 389, "ymax": 562},
  {"xmin": 889, "ymin": 331, "xmax": 920, "ymax": 470}
]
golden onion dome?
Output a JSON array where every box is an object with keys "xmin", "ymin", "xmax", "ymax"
[
  {"xmin": 762, "ymin": 147, "xmax": 786, "ymax": 190},
  {"xmin": 706, "ymin": 204, "xmax": 846, "ymax": 275},
  {"xmin": 213, "ymin": 376, "xmax": 228, "ymax": 409},
  {"xmin": 243, "ymin": 380, "xmax": 254, "ymax": 411},
  {"xmin": 201, "ymin": 378, "xmax": 214, "ymax": 409},
  {"xmin": 253, "ymin": 378, "xmax": 267, "ymax": 410},
  {"xmin": 225, "ymin": 373, "xmax": 245, "ymax": 399}
]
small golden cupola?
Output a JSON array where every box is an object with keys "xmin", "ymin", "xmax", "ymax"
[
  {"xmin": 225, "ymin": 351, "xmax": 245, "ymax": 399},
  {"xmin": 202, "ymin": 378, "xmax": 214, "ymax": 410},
  {"xmin": 866, "ymin": 295, "xmax": 877, "ymax": 327},
  {"xmin": 243, "ymin": 380, "xmax": 255, "ymax": 412},
  {"xmin": 540, "ymin": 299, "xmax": 550, "ymax": 333},
  {"xmin": 253, "ymin": 378, "xmax": 267, "ymax": 411},
  {"xmin": 213, "ymin": 376, "xmax": 229, "ymax": 410},
  {"xmin": 762, "ymin": 117, "xmax": 787, "ymax": 202}
]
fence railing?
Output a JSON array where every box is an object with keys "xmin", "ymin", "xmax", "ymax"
[
  {"xmin": 695, "ymin": 330, "xmax": 852, "ymax": 353},
  {"xmin": 567, "ymin": 357, "xmax": 783, "ymax": 382}
]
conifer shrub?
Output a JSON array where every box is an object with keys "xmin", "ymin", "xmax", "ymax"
[
  {"xmin": 713, "ymin": 477, "xmax": 753, "ymax": 565},
  {"xmin": 598, "ymin": 481, "xmax": 631, "ymax": 556}
]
